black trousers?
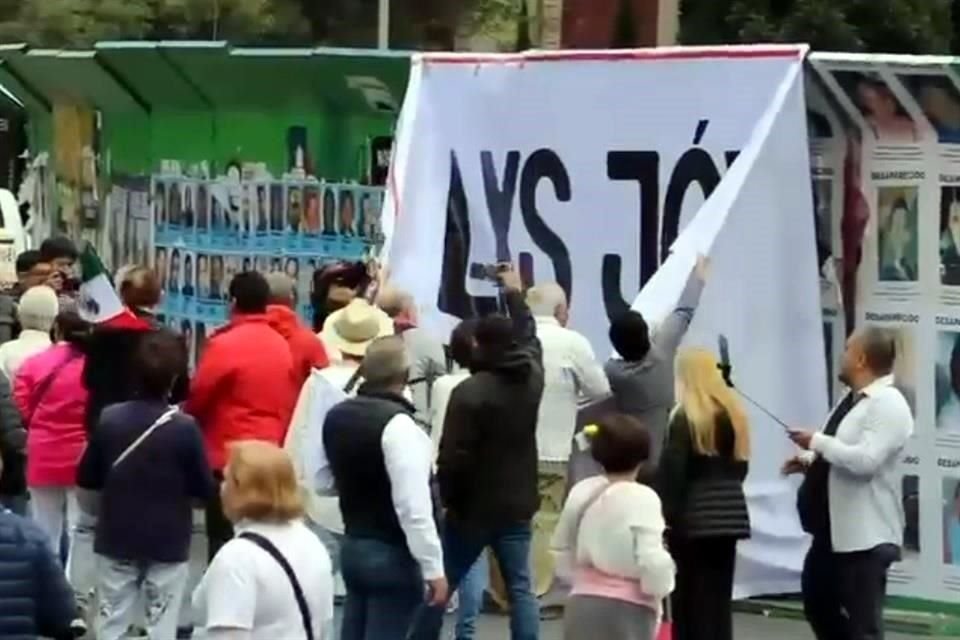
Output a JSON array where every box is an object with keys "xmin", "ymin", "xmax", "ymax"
[
  {"xmin": 205, "ymin": 470, "xmax": 234, "ymax": 562},
  {"xmin": 802, "ymin": 538, "xmax": 900, "ymax": 640},
  {"xmin": 671, "ymin": 536, "xmax": 737, "ymax": 640}
]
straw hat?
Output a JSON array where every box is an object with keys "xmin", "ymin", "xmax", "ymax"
[{"xmin": 321, "ymin": 299, "xmax": 393, "ymax": 357}]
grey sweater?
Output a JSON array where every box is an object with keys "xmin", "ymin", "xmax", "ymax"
[
  {"xmin": 400, "ymin": 326, "xmax": 448, "ymax": 427},
  {"xmin": 605, "ymin": 278, "xmax": 703, "ymax": 466}
]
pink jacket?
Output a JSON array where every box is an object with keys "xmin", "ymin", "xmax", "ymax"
[{"xmin": 14, "ymin": 344, "xmax": 88, "ymax": 487}]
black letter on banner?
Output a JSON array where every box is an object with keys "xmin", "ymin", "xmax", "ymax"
[
  {"xmin": 436, "ymin": 151, "xmax": 500, "ymax": 320},
  {"xmin": 661, "ymin": 148, "xmax": 721, "ymax": 259},
  {"xmin": 603, "ymin": 151, "xmax": 659, "ymax": 322},
  {"xmin": 519, "ymin": 149, "xmax": 573, "ymax": 303},
  {"xmin": 481, "ymin": 151, "xmax": 520, "ymax": 262}
]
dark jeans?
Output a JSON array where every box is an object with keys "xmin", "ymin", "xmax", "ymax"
[
  {"xmin": 205, "ymin": 471, "xmax": 233, "ymax": 562},
  {"xmin": 340, "ymin": 536, "xmax": 424, "ymax": 640},
  {"xmin": 409, "ymin": 521, "xmax": 538, "ymax": 640},
  {"xmin": 671, "ymin": 536, "xmax": 737, "ymax": 640},
  {"xmin": 802, "ymin": 538, "xmax": 900, "ymax": 640}
]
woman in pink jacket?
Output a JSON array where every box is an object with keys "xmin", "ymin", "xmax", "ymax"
[{"xmin": 14, "ymin": 311, "xmax": 90, "ymax": 555}]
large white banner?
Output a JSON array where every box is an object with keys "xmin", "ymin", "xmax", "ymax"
[{"xmin": 385, "ymin": 45, "xmax": 827, "ymax": 597}]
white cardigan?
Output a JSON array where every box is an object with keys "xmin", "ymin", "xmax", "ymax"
[{"xmin": 551, "ymin": 476, "xmax": 675, "ymax": 599}]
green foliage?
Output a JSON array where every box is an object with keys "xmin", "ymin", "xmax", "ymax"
[{"xmin": 679, "ymin": 0, "xmax": 953, "ymax": 54}]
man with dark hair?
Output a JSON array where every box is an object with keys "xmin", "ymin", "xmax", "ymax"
[
  {"xmin": 39, "ymin": 236, "xmax": 78, "ymax": 271},
  {"xmin": 0, "ymin": 250, "xmax": 53, "ymax": 344},
  {"xmin": 605, "ymin": 255, "xmax": 708, "ymax": 468},
  {"xmin": 77, "ymin": 329, "xmax": 213, "ymax": 640},
  {"xmin": 410, "ymin": 265, "xmax": 543, "ymax": 640},
  {"xmin": 785, "ymin": 326, "xmax": 913, "ymax": 640},
  {"xmin": 187, "ymin": 271, "xmax": 298, "ymax": 560}
]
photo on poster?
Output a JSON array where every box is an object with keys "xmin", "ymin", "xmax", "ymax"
[
  {"xmin": 812, "ymin": 179, "xmax": 833, "ymax": 275},
  {"xmin": 180, "ymin": 319, "xmax": 195, "ymax": 367},
  {"xmin": 195, "ymin": 322, "xmax": 208, "ymax": 365},
  {"xmin": 270, "ymin": 183, "xmax": 284, "ymax": 234},
  {"xmin": 284, "ymin": 258, "xmax": 300, "ymax": 306},
  {"xmin": 867, "ymin": 323, "xmax": 917, "ymax": 414},
  {"xmin": 154, "ymin": 181, "xmax": 167, "ymax": 229},
  {"xmin": 241, "ymin": 255, "xmax": 253, "ymax": 273},
  {"xmin": 831, "ymin": 71, "xmax": 918, "ymax": 143},
  {"xmin": 941, "ymin": 187, "xmax": 960, "ymax": 286},
  {"xmin": 877, "ymin": 186, "xmax": 919, "ymax": 283},
  {"xmin": 898, "ymin": 74, "xmax": 960, "ymax": 144},
  {"xmin": 154, "ymin": 246, "xmax": 169, "ymax": 293},
  {"xmin": 210, "ymin": 255, "xmax": 225, "ymax": 300},
  {"xmin": 934, "ymin": 330, "xmax": 960, "ymax": 435},
  {"xmin": 302, "ymin": 257, "xmax": 317, "ymax": 303},
  {"xmin": 287, "ymin": 185, "xmax": 303, "ymax": 233},
  {"xmin": 211, "ymin": 194, "xmax": 225, "ymax": 236},
  {"xmin": 270, "ymin": 256, "xmax": 282, "ymax": 274},
  {"xmin": 182, "ymin": 182, "xmax": 196, "ymax": 230},
  {"xmin": 182, "ymin": 251, "xmax": 196, "ymax": 298},
  {"xmin": 255, "ymin": 255, "xmax": 270, "ymax": 275},
  {"xmin": 168, "ymin": 182, "xmax": 183, "ymax": 230},
  {"xmin": 339, "ymin": 188, "xmax": 357, "ymax": 237},
  {"xmin": 167, "ymin": 248, "xmax": 182, "ymax": 296},
  {"xmin": 303, "ymin": 185, "xmax": 321, "ymax": 234},
  {"xmin": 322, "ymin": 186, "xmax": 337, "ymax": 236},
  {"xmin": 903, "ymin": 474, "xmax": 920, "ymax": 558},
  {"xmin": 224, "ymin": 255, "xmax": 242, "ymax": 290},
  {"xmin": 196, "ymin": 253, "xmax": 210, "ymax": 299},
  {"xmin": 197, "ymin": 183, "xmax": 209, "ymax": 233},
  {"xmin": 255, "ymin": 184, "xmax": 268, "ymax": 234}
]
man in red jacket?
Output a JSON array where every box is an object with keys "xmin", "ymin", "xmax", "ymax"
[
  {"xmin": 265, "ymin": 272, "xmax": 329, "ymax": 388},
  {"xmin": 186, "ymin": 270, "xmax": 298, "ymax": 560}
]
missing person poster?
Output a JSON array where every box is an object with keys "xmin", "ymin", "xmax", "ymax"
[
  {"xmin": 151, "ymin": 171, "xmax": 386, "ymax": 366},
  {"xmin": 810, "ymin": 53, "xmax": 960, "ymax": 604}
]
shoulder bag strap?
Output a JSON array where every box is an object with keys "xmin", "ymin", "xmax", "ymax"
[
  {"xmin": 343, "ymin": 367, "xmax": 363, "ymax": 394},
  {"xmin": 239, "ymin": 532, "xmax": 314, "ymax": 640},
  {"xmin": 112, "ymin": 407, "xmax": 178, "ymax": 469},
  {"xmin": 24, "ymin": 350, "xmax": 82, "ymax": 427},
  {"xmin": 572, "ymin": 481, "xmax": 618, "ymax": 549}
]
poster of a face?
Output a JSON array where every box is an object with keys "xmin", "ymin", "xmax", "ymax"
[
  {"xmin": 936, "ymin": 331, "xmax": 960, "ymax": 435},
  {"xmin": 270, "ymin": 257, "xmax": 282, "ymax": 274},
  {"xmin": 211, "ymin": 196, "xmax": 224, "ymax": 233},
  {"xmin": 183, "ymin": 184, "xmax": 195, "ymax": 229},
  {"xmin": 357, "ymin": 191, "xmax": 372, "ymax": 238},
  {"xmin": 168, "ymin": 248, "xmax": 182, "ymax": 295},
  {"xmin": 339, "ymin": 189, "xmax": 356, "ymax": 236},
  {"xmin": 154, "ymin": 182, "xmax": 167, "ymax": 228},
  {"xmin": 196, "ymin": 253, "xmax": 210, "ymax": 299},
  {"xmin": 197, "ymin": 184, "xmax": 209, "ymax": 232},
  {"xmin": 365, "ymin": 192, "xmax": 382, "ymax": 241},
  {"xmin": 303, "ymin": 186, "xmax": 321, "ymax": 233},
  {"xmin": 270, "ymin": 184, "xmax": 284, "ymax": 233},
  {"xmin": 287, "ymin": 186, "xmax": 303, "ymax": 233},
  {"xmin": 812, "ymin": 179, "xmax": 832, "ymax": 273},
  {"xmin": 285, "ymin": 258, "xmax": 300, "ymax": 305},
  {"xmin": 196, "ymin": 322, "xmax": 208, "ymax": 364},
  {"xmin": 169, "ymin": 183, "xmax": 183, "ymax": 228},
  {"xmin": 322, "ymin": 187, "xmax": 337, "ymax": 235},
  {"xmin": 832, "ymin": 71, "xmax": 918, "ymax": 143},
  {"xmin": 900, "ymin": 74, "xmax": 960, "ymax": 144},
  {"xmin": 225, "ymin": 256, "xmax": 241, "ymax": 289},
  {"xmin": 902, "ymin": 474, "xmax": 920, "ymax": 558},
  {"xmin": 877, "ymin": 186, "xmax": 919, "ymax": 283},
  {"xmin": 242, "ymin": 256, "xmax": 253, "ymax": 273},
  {"xmin": 182, "ymin": 252, "xmax": 196, "ymax": 298},
  {"xmin": 256, "ymin": 185, "xmax": 268, "ymax": 233},
  {"xmin": 941, "ymin": 187, "xmax": 960, "ymax": 286},
  {"xmin": 210, "ymin": 255, "xmax": 225, "ymax": 300},
  {"xmin": 255, "ymin": 255, "xmax": 270, "ymax": 275},
  {"xmin": 154, "ymin": 247, "xmax": 168, "ymax": 292},
  {"xmin": 302, "ymin": 258, "xmax": 317, "ymax": 302}
]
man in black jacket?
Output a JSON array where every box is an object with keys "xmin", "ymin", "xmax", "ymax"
[{"xmin": 410, "ymin": 265, "xmax": 544, "ymax": 640}]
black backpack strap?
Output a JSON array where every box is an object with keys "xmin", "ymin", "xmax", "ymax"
[
  {"xmin": 343, "ymin": 367, "xmax": 363, "ymax": 394},
  {"xmin": 239, "ymin": 532, "xmax": 314, "ymax": 640}
]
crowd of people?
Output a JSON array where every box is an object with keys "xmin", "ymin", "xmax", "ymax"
[{"xmin": 0, "ymin": 236, "xmax": 914, "ymax": 640}]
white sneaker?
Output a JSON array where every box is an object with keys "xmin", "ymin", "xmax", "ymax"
[{"xmin": 446, "ymin": 590, "xmax": 459, "ymax": 614}]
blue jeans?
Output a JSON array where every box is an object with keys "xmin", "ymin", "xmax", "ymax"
[
  {"xmin": 456, "ymin": 551, "xmax": 489, "ymax": 640},
  {"xmin": 340, "ymin": 536, "xmax": 423, "ymax": 640},
  {"xmin": 409, "ymin": 521, "xmax": 539, "ymax": 640}
]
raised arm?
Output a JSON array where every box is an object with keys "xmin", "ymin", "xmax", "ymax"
[
  {"xmin": 499, "ymin": 266, "xmax": 541, "ymax": 363},
  {"xmin": 652, "ymin": 255, "xmax": 708, "ymax": 356}
]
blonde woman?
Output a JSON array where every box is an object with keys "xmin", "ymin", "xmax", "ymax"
[
  {"xmin": 656, "ymin": 348, "xmax": 750, "ymax": 640},
  {"xmin": 193, "ymin": 442, "xmax": 334, "ymax": 640}
]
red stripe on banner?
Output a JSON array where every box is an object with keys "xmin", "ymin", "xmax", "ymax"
[{"xmin": 420, "ymin": 47, "xmax": 803, "ymax": 65}]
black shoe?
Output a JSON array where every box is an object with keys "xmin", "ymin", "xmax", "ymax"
[
  {"xmin": 68, "ymin": 616, "xmax": 87, "ymax": 638},
  {"xmin": 177, "ymin": 625, "xmax": 194, "ymax": 639}
]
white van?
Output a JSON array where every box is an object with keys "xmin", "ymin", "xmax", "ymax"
[{"xmin": 0, "ymin": 188, "xmax": 27, "ymax": 287}]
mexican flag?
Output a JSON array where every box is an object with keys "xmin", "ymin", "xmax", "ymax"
[{"xmin": 78, "ymin": 243, "xmax": 124, "ymax": 323}]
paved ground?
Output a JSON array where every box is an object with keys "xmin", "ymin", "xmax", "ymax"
[{"xmin": 455, "ymin": 612, "xmax": 927, "ymax": 639}]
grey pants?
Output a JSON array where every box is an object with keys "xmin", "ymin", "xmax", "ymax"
[{"xmin": 564, "ymin": 595, "xmax": 658, "ymax": 640}]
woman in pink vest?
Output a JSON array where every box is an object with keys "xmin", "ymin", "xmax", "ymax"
[{"xmin": 14, "ymin": 311, "xmax": 90, "ymax": 556}]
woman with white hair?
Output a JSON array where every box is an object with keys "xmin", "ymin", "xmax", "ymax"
[{"xmin": 0, "ymin": 285, "xmax": 58, "ymax": 381}]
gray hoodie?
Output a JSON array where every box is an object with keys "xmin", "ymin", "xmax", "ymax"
[{"xmin": 605, "ymin": 278, "xmax": 703, "ymax": 466}]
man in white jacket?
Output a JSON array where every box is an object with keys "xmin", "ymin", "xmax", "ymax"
[{"xmin": 522, "ymin": 282, "xmax": 610, "ymax": 599}]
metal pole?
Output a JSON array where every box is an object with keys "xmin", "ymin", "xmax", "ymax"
[{"xmin": 377, "ymin": 0, "xmax": 390, "ymax": 49}]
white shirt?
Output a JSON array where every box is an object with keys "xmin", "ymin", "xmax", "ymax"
[
  {"xmin": 534, "ymin": 317, "xmax": 611, "ymax": 461},
  {"xmin": 193, "ymin": 520, "xmax": 334, "ymax": 640},
  {"xmin": 550, "ymin": 476, "xmax": 675, "ymax": 599},
  {"xmin": 430, "ymin": 370, "xmax": 470, "ymax": 462},
  {"xmin": 0, "ymin": 329, "xmax": 51, "ymax": 381},
  {"xmin": 810, "ymin": 375, "xmax": 914, "ymax": 553}
]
